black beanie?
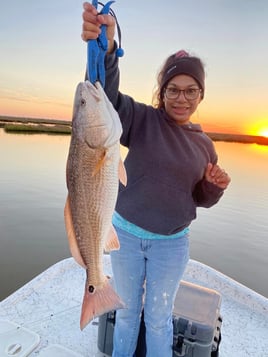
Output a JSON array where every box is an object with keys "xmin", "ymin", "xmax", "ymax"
[{"xmin": 160, "ymin": 56, "xmax": 205, "ymax": 97}]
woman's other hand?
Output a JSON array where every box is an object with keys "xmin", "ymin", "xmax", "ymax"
[{"xmin": 205, "ymin": 163, "xmax": 231, "ymax": 189}]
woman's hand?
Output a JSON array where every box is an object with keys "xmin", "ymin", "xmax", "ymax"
[
  {"xmin": 205, "ymin": 163, "xmax": 231, "ymax": 189},
  {"xmin": 82, "ymin": 2, "xmax": 116, "ymax": 53}
]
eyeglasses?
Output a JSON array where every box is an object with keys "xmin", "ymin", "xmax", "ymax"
[{"xmin": 164, "ymin": 86, "xmax": 201, "ymax": 101}]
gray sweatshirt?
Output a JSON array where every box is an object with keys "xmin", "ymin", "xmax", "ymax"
[{"xmin": 102, "ymin": 50, "xmax": 224, "ymax": 235}]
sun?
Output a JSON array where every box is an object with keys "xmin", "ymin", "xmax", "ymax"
[
  {"xmin": 248, "ymin": 119, "xmax": 268, "ymax": 137},
  {"xmin": 259, "ymin": 129, "xmax": 268, "ymax": 138}
]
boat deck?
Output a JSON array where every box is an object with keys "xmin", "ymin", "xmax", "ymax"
[{"xmin": 0, "ymin": 257, "xmax": 267, "ymax": 356}]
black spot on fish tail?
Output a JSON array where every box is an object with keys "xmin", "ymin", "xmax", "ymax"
[{"xmin": 88, "ymin": 285, "xmax": 95, "ymax": 293}]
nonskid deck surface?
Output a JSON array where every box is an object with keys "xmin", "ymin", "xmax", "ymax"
[{"xmin": 0, "ymin": 257, "xmax": 267, "ymax": 356}]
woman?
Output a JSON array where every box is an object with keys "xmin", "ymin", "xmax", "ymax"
[{"xmin": 82, "ymin": 3, "xmax": 231, "ymax": 356}]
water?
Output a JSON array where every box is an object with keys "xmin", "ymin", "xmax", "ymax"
[{"xmin": 0, "ymin": 129, "xmax": 268, "ymax": 300}]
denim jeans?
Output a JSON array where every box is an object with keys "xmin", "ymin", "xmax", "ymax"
[{"xmin": 110, "ymin": 227, "xmax": 189, "ymax": 357}]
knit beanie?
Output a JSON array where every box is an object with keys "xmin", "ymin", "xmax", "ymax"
[{"xmin": 160, "ymin": 50, "xmax": 205, "ymax": 97}]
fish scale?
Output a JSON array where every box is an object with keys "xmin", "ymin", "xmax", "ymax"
[{"xmin": 68, "ymin": 143, "xmax": 118, "ymax": 281}]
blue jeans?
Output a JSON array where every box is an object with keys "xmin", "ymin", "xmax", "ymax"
[{"xmin": 110, "ymin": 227, "xmax": 189, "ymax": 357}]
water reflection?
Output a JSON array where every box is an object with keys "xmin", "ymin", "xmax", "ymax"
[
  {"xmin": 0, "ymin": 130, "xmax": 71, "ymax": 299},
  {"xmin": 0, "ymin": 129, "xmax": 268, "ymax": 299},
  {"xmin": 191, "ymin": 141, "xmax": 268, "ymax": 297}
]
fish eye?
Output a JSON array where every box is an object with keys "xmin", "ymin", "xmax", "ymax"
[{"xmin": 81, "ymin": 98, "xmax": 86, "ymax": 106}]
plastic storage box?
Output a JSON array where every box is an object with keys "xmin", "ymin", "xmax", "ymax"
[
  {"xmin": 172, "ymin": 280, "xmax": 222, "ymax": 356},
  {"xmin": 98, "ymin": 310, "xmax": 146, "ymax": 357},
  {"xmin": 98, "ymin": 280, "xmax": 222, "ymax": 357}
]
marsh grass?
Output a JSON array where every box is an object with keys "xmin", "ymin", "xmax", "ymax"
[{"xmin": 4, "ymin": 123, "xmax": 71, "ymax": 135}]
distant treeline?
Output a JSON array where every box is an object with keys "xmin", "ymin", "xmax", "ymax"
[
  {"xmin": 0, "ymin": 115, "xmax": 71, "ymax": 126},
  {"xmin": 1, "ymin": 115, "xmax": 268, "ymax": 145},
  {"xmin": 206, "ymin": 132, "xmax": 268, "ymax": 146},
  {"xmin": 0, "ymin": 115, "xmax": 72, "ymax": 135}
]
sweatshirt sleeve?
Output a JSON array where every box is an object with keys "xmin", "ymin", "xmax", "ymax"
[
  {"xmin": 103, "ymin": 44, "xmax": 120, "ymax": 106},
  {"xmin": 192, "ymin": 177, "xmax": 224, "ymax": 208},
  {"xmin": 192, "ymin": 138, "xmax": 225, "ymax": 208},
  {"xmin": 104, "ymin": 44, "xmax": 148, "ymax": 147}
]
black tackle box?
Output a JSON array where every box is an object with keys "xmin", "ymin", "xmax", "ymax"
[{"xmin": 98, "ymin": 280, "xmax": 222, "ymax": 357}]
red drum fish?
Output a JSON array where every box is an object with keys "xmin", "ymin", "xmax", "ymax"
[{"xmin": 64, "ymin": 80, "xmax": 126, "ymax": 330}]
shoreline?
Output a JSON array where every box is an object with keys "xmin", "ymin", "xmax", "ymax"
[
  {"xmin": 0, "ymin": 116, "xmax": 72, "ymax": 135},
  {"xmin": 1, "ymin": 115, "xmax": 268, "ymax": 145}
]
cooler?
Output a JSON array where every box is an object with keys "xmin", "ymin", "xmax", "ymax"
[
  {"xmin": 97, "ymin": 310, "xmax": 146, "ymax": 357},
  {"xmin": 172, "ymin": 280, "xmax": 222, "ymax": 356}
]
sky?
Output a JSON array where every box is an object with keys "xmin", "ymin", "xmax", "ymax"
[{"xmin": 1, "ymin": 0, "xmax": 268, "ymax": 136}]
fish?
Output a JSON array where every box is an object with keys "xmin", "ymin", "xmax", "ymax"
[{"xmin": 64, "ymin": 80, "xmax": 127, "ymax": 330}]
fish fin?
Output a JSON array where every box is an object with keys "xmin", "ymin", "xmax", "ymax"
[
  {"xmin": 91, "ymin": 150, "xmax": 107, "ymax": 177},
  {"xmin": 119, "ymin": 158, "xmax": 127, "ymax": 186},
  {"xmin": 104, "ymin": 225, "xmax": 120, "ymax": 253},
  {"xmin": 80, "ymin": 278, "xmax": 125, "ymax": 330},
  {"xmin": 64, "ymin": 195, "xmax": 87, "ymax": 269}
]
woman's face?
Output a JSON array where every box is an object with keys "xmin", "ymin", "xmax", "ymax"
[{"xmin": 163, "ymin": 74, "xmax": 202, "ymax": 125}]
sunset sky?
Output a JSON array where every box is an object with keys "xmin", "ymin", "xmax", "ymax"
[{"xmin": 1, "ymin": 0, "xmax": 267, "ymax": 136}]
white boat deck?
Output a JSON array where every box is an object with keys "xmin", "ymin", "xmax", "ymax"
[{"xmin": 0, "ymin": 256, "xmax": 267, "ymax": 357}]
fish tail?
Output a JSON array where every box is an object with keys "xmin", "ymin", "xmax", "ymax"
[{"xmin": 80, "ymin": 278, "xmax": 125, "ymax": 330}]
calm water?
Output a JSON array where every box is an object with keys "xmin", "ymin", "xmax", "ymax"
[{"xmin": 0, "ymin": 128, "xmax": 268, "ymax": 300}]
